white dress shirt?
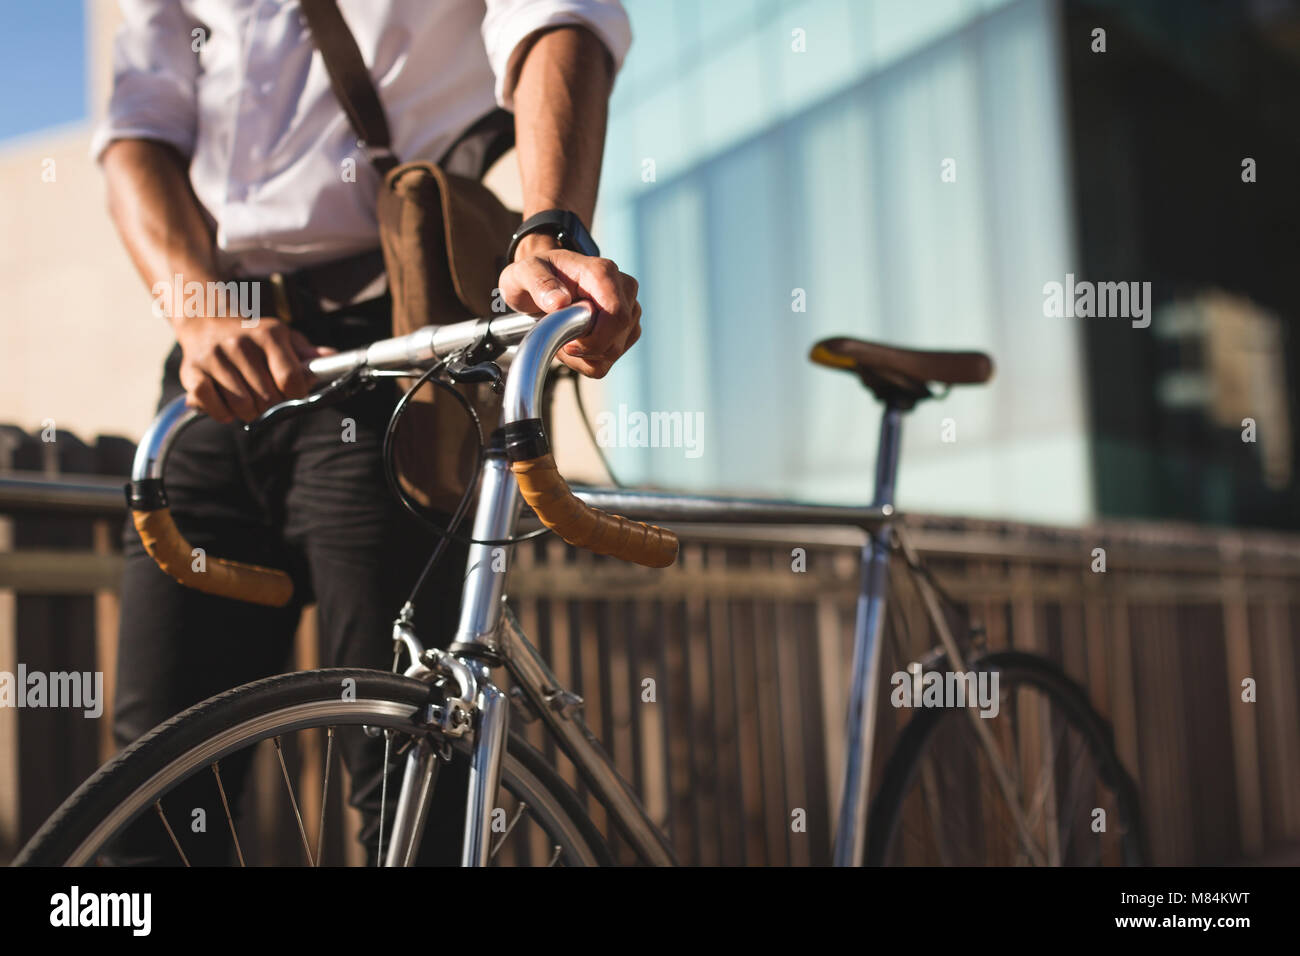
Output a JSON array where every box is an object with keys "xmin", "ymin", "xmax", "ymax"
[{"xmin": 92, "ymin": 0, "xmax": 632, "ymax": 276}]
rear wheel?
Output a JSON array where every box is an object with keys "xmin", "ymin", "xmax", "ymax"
[
  {"xmin": 16, "ymin": 668, "xmax": 611, "ymax": 867},
  {"xmin": 867, "ymin": 651, "xmax": 1145, "ymax": 866}
]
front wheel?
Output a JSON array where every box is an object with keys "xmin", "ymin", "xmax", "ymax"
[
  {"xmin": 16, "ymin": 668, "xmax": 611, "ymax": 867},
  {"xmin": 867, "ymin": 651, "xmax": 1145, "ymax": 866}
]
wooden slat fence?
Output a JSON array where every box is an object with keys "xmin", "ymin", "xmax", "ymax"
[{"xmin": 2, "ymin": 429, "xmax": 1299, "ymax": 865}]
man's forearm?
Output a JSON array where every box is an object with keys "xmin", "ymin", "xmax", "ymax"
[
  {"xmin": 101, "ymin": 138, "xmax": 321, "ymax": 422},
  {"xmin": 496, "ymin": 26, "xmax": 639, "ymax": 378},
  {"xmin": 510, "ymin": 26, "xmax": 613, "ymax": 229},
  {"xmin": 102, "ymin": 139, "xmax": 220, "ymax": 322}
]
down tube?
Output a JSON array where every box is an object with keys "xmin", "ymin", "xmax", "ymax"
[{"xmin": 499, "ymin": 607, "xmax": 678, "ymax": 866}]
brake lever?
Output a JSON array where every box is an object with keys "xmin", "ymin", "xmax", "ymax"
[
  {"xmin": 444, "ymin": 355, "xmax": 504, "ymax": 393},
  {"xmin": 244, "ymin": 365, "xmax": 377, "ymax": 432},
  {"xmin": 443, "ymin": 332, "xmax": 505, "ymax": 393}
]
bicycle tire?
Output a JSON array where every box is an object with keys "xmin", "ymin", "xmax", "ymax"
[
  {"xmin": 866, "ymin": 650, "xmax": 1146, "ymax": 866},
  {"xmin": 15, "ymin": 668, "xmax": 612, "ymax": 867}
]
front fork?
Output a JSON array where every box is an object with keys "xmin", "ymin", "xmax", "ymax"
[
  {"xmin": 385, "ymin": 615, "xmax": 508, "ymax": 867},
  {"xmin": 461, "ymin": 680, "xmax": 509, "ymax": 866}
]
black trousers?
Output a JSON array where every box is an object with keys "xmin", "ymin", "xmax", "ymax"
[{"xmin": 111, "ymin": 297, "xmax": 468, "ymax": 865}]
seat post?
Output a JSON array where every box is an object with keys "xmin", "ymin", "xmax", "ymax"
[
  {"xmin": 871, "ymin": 403, "xmax": 905, "ymax": 510},
  {"xmin": 832, "ymin": 399, "xmax": 905, "ymax": 865}
]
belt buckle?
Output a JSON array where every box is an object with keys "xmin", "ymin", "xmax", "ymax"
[{"xmin": 268, "ymin": 272, "xmax": 297, "ymax": 324}]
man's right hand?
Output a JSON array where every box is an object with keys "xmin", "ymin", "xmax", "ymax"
[{"xmin": 174, "ymin": 316, "xmax": 333, "ymax": 424}]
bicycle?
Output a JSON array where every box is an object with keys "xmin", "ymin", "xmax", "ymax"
[{"xmin": 16, "ymin": 302, "xmax": 1144, "ymax": 866}]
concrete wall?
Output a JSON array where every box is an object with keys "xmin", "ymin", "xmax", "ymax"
[{"xmin": 0, "ymin": 2, "xmax": 175, "ymax": 444}]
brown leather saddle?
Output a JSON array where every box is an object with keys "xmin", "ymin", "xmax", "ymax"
[{"xmin": 809, "ymin": 336, "xmax": 994, "ymax": 408}]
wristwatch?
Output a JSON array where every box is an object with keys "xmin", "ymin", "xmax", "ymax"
[{"xmin": 506, "ymin": 209, "xmax": 600, "ymax": 262}]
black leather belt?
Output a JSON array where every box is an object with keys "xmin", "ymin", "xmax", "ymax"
[{"xmin": 251, "ymin": 247, "xmax": 388, "ymax": 323}]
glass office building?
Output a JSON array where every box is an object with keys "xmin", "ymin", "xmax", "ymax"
[
  {"xmin": 596, "ymin": 0, "xmax": 1091, "ymax": 523},
  {"xmin": 596, "ymin": 0, "xmax": 1300, "ymax": 531}
]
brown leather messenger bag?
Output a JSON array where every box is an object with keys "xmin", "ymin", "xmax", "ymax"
[{"xmin": 298, "ymin": 0, "xmax": 522, "ymax": 514}]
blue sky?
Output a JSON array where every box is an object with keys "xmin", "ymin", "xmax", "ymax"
[{"xmin": 0, "ymin": 1, "xmax": 87, "ymax": 142}]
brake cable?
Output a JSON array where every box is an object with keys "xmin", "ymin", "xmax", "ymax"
[{"xmin": 383, "ymin": 360, "xmax": 553, "ymax": 547}]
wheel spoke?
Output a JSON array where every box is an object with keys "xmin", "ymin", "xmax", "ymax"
[
  {"xmin": 315, "ymin": 727, "xmax": 335, "ymax": 867},
  {"xmin": 917, "ymin": 756, "xmax": 953, "ymax": 866},
  {"xmin": 1039, "ymin": 708, "xmax": 1062, "ymax": 866},
  {"xmin": 1025, "ymin": 712, "xmax": 1069, "ymax": 834},
  {"xmin": 971, "ymin": 688, "xmax": 1047, "ymax": 866},
  {"xmin": 1055, "ymin": 733, "xmax": 1093, "ymax": 862},
  {"xmin": 211, "ymin": 761, "xmax": 246, "ymax": 867},
  {"xmin": 273, "ymin": 736, "xmax": 315, "ymax": 866},
  {"xmin": 489, "ymin": 801, "xmax": 529, "ymax": 860},
  {"xmin": 154, "ymin": 801, "xmax": 190, "ymax": 867}
]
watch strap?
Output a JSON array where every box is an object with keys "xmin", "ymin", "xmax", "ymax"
[{"xmin": 507, "ymin": 210, "xmax": 599, "ymax": 262}]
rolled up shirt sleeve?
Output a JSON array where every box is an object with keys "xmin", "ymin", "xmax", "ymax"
[
  {"xmin": 89, "ymin": 0, "xmax": 201, "ymax": 162},
  {"xmin": 482, "ymin": 0, "xmax": 632, "ymax": 110}
]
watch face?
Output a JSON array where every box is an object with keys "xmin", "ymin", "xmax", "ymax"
[{"xmin": 563, "ymin": 217, "xmax": 600, "ymax": 257}]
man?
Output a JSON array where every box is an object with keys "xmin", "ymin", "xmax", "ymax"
[{"xmin": 96, "ymin": 0, "xmax": 639, "ymax": 864}]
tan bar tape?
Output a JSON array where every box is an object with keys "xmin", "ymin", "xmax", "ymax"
[
  {"xmin": 132, "ymin": 508, "xmax": 294, "ymax": 607},
  {"xmin": 511, "ymin": 453, "xmax": 678, "ymax": 568}
]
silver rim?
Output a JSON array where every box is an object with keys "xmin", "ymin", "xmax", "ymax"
[{"xmin": 65, "ymin": 696, "xmax": 599, "ymax": 866}]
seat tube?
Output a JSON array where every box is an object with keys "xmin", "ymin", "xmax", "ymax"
[{"xmin": 833, "ymin": 403, "xmax": 903, "ymax": 866}]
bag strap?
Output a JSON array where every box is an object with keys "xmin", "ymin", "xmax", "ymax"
[
  {"xmin": 299, "ymin": 0, "xmax": 515, "ymax": 181},
  {"xmin": 438, "ymin": 108, "xmax": 516, "ymax": 180},
  {"xmin": 298, "ymin": 0, "xmax": 399, "ymax": 174}
]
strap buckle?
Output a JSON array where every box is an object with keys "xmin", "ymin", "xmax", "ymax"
[{"xmin": 357, "ymin": 140, "xmax": 398, "ymax": 174}]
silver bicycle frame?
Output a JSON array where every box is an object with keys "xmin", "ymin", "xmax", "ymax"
[
  {"xmin": 425, "ymin": 305, "xmax": 903, "ymax": 866},
  {"xmin": 133, "ymin": 303, "xmax": 902, "ymax": 866}
]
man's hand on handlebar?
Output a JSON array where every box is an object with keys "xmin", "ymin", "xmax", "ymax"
[
  {"xmin": 175, "ymin": 316, "xmax": 335, "ymax": 424},
  {"xmin": 498, "ymin": 234, "xmax": 642, "ymax": 380}
]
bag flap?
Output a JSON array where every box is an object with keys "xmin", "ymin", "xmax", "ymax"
[{"xmin": 382, "ymin": 161, "xmax": 521, "ymax": 319}]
